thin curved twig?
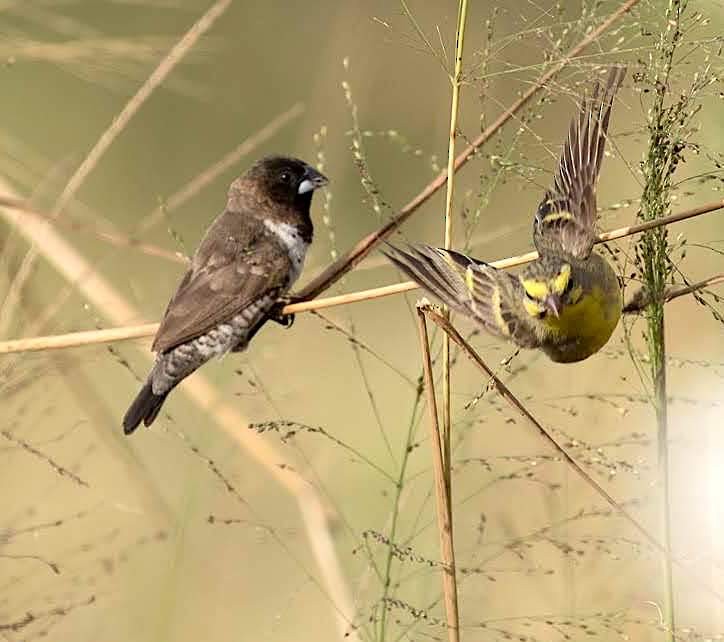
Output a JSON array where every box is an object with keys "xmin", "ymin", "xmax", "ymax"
[{"xmin": 1, "ymin": 199, "xmax": 720, "ymax": 355}]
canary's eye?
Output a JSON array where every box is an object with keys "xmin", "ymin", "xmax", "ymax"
[{"xmin": 562, "ymin": 276, "xmax": 573, "ymax": 296}]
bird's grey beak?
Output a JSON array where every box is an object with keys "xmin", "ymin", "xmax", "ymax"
[
  {"xmin": 298, "ymin": 167, "xmax": 329, "ymax": 195},
  {"xmin": 544, "ymin": 294, "xmax": 562, "ymax": 318}
]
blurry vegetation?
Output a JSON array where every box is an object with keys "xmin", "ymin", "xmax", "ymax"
[{"xmin": 1, "ymin": 1, "xmax": 724, "ymax": 642}]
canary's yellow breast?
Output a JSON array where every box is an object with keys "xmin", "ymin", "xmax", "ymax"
[{"xmin": 540, "ymin": 285, "xmax": 621, "ymax": 363}]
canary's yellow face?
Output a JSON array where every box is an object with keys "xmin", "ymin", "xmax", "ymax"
[{"xmin": 520, "ymin": 262, "xmax": 583, "ymax": 321}]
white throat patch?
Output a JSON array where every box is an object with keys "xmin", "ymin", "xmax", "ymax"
[{"xmin": 263, "ymin": 219, "xmax": 309, "ymax": 284}]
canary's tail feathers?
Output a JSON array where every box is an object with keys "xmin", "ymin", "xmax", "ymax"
[
  {"xmin": 381, "ymin": 242, "xmax": 500, "ymax": 315},
  {"xmin": 382, "ymin": 242, "xmax": 541, "ymax": 349},
  {"xmin": 382, "ymin": 243, "xmax": 472, "ymax": 311},
  {"xmin": 122, "ymin": 382, "xmax": 168, "ymax": 434}
]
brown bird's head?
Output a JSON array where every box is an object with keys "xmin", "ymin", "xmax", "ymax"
[{"xmin": 230, "ymin": 155, "xmax": 328, "ymax": 213}]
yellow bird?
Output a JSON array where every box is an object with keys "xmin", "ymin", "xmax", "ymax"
[{"xmin": 384, "ymin": 67, "xmax": 626, "ymax": 363}]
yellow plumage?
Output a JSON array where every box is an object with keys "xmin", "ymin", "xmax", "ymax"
[
  {"xmin": 539, "ymin": 285, "xmax": 621, "ymax": 363},
  {"xmin": 383, "ymin": 67, "xmax": 626, "ymax": 363}
]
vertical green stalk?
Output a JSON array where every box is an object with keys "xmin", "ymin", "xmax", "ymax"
[
  {"xmin": 640, "ymin": 195, "xmax": 675, "ymax": 642},
  {"xmin": 439, "ymin": 4, "xmax": 467, "ymax": 638},
  {"xmin": 377, "ymin": 386, "xmax": 423, "ymax": 642},
  {"xmin": 638, "ymin": 1, "xmax": 687, "ymax": 638},
  {"xmin": 442, "ymin": 0, "xmax": 468, "ymax": 499}
]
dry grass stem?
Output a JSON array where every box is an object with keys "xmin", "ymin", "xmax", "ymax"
[
  {"xmin": 0, "ymin": 196, "xmax": 186, "ymax": 264},
  {"xmin": 623, "ymin": 274, "xmax": 724, "ymax": 314},
  {"xmin": 441, "ymin": 0, "xmax": 468, "ymax": 496},
  {"xmin": 416, "ymin": 306, "xmax": 460, "ymax": 642},
  {"xmin": 420, "ymin": 305, "xmax": 724, "ymax": 603},
  {"xmin": 664, "ymin": 274, "xmax": 724, "ymax": 303},
  {"xmin": 139, "ymin": 102, "xmax": 305, "ymax": 233},
  {"xmin": 0, "ymin": 0, "xmax": 232, "ymax": 339},
  {"xmin": 293, "ymin": 0, "xmax": 641, "ymax": 303},
  {"xmin": 0, "ymin": 0, "xmax": 646, "ymax": 357},
  {"xmin": 52, "ymin": 0, "xmax": 233, "ymax": 216},
  {"xmin": 0, "ymin": 178, "xmax": 360, "ymax": 642},
  {"xmin": 0, "ymin": 323, "xmax": 159, "ymax": 354},
  {"xmin": 2, "ymin": 200, "xmax": 721, "ymax": 355},
  {"xmin": 1, "ymin": 103, "xmax": 304, "ymax": 346}
]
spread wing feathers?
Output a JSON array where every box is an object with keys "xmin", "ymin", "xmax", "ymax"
[
  {"xmin": 383, "ymin": 244, "xmax": 540, "ymax": 348},
  {"xmin": 152, "ymin": 222, "xmax": 291, "ymax": 354},
  {"xmin": 534, "ymin": 66, "xmax": 626, "ymax": 259}
]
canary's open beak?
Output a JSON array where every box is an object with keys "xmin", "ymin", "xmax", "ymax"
[
  {"xmin": 298, "ymin": 166, "xmax": 329, "ymax": 195},
  {"xmin": 544, "ymin": 294, "xmax": 562, "ymax": 318}
]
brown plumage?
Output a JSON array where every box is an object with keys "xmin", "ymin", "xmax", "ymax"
[{"xmin": 122, "ymin": 156, "xmax": 328, "ymax": 434}]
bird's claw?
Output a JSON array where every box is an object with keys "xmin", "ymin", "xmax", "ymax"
[
  {"xmin": 271, "ymin": 310, "xmax": 295, "ymax": 329},
  {"xmin": 271, "ymin": 295, "xmax": 296, "ymax": 329}
]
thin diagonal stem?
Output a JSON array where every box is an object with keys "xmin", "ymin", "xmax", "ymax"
[
  {"xmin": 416, "ymin": 307, "xmax": 460, "ymax": 642},
  {"xmin": 52, "ymin": 0, "xmax": 232, "ymax": 216},
  {"xmin": 293, "ymin": 0, "xmax": 641, "ymax": 303},
  {"xmin": 421, "ymin": 305, "xmax": 724, "ymax": 604},
  {"xmin": 1, "ymin": 200, "xmax": 721, "ymax": 356}
]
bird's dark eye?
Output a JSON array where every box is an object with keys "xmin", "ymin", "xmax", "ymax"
[
  {"xmin": 279, "ymin": 171, "xmax": 292, "ymax": 183},
  {"xmin": 563, "ymin": 278, "xmax": 574, "ymax": 296}
]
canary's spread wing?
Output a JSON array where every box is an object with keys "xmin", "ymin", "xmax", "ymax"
[
  {"xmin": 533, "ymin": 67, "xmax": 625, "ymax": 259},
  {"xmin": 383, "ymin": 244, "xmax": 540, "ymax": 349},
  {"xmin": 152, "ymin": 211, "xmax": 292, "ymax": 354}
]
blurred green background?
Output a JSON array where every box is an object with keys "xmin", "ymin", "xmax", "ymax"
[{"xmin": 1, "ymin": 1, "xmax": 724, "ymax": 641}]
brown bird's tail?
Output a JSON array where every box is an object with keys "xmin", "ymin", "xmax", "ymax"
[{"xmin": 122, "ymin": 381, "xmax": 169, "ymax": 434}]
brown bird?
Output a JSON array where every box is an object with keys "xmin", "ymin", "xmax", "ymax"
[{"xmin": 122, "ymin": 156, "xmax": 328, "ymax": 434}]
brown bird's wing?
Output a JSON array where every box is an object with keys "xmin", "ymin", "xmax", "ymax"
[
  {"xmin": 533, "ymin": 66, "xmax": 625, "ymax": 259},
  {"xmin": 152, "ymin": 214, "xmax": 292, "ymax": 354},
  {"xmin": 383, "ymin": 244, "xmax": 540, "ymax": 349}
]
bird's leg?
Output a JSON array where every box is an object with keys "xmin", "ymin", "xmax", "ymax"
[
  {"xmin": 622, "ymin": 287, "xmax": 649, "ymax": 314},
  {"xmin": 271, "ymin": 312, "xmax": 295, "ymax": 328},
  {"xmin": 270, "ymin": 299, "xmax": 295, "ymax": 329},
  {"xmin": 623, "ymin": 284, "xmax": 690, "ymax": 314}
]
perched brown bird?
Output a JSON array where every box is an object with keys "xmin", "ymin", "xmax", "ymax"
[{"xmin": 122, "ymin": 156, "xmax": 328, "ymax": 434}]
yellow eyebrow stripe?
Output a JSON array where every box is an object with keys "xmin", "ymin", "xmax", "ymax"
[
  {"xmin": 521, "ymin": 278, "xmax": 549, "ymax": 299},
  {"xmin": 541, "ymin": 211, "xmax": 574, "ymax": 223}
]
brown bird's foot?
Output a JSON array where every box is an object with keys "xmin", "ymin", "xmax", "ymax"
[
  {"xmin": 271, "ymin": 311, "xmax": 295, "ymax": 329},
  {"xmin": 270, "ymin": 296, "xmax": 295, "ymax": 328}
]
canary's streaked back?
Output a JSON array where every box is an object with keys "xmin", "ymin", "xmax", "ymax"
[{"xmin": 384, "ymin": 67, "xmax": 626, "ymax": 363}]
